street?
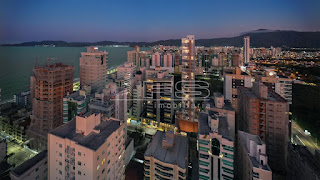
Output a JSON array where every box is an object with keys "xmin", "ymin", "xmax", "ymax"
[{"xmin": 291, "ymin": 121, "xmax": 320, "ymax": 154}]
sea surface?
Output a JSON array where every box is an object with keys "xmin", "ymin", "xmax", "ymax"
[{"xmin": 0, "ymin": 46, "xmax": 149, "ymax": 102}]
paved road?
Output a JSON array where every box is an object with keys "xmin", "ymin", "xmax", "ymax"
[{"xmin": 291, "ymin": 121, "xmax": 320, "ymax": 154}]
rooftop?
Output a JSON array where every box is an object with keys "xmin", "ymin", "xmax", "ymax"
[
  {"xmin": 198, "ymin": 112, "xmax": 210, "ymax": 135},
  {"xmin": 145, "ymin": 131, "xmax": 188, "ymax": 169},
  {"xmin": 65, "ymin": 91, "xmax": 85, "ymax": 101},
  {"xmin": 225, "ymin": 71, "xmax": 249, "ymax": 76},
  {"xmin": 238, "ymin": 131, "xmax": 263, "ymax": 146},
  {"xmin": 10, "ymin": 150, "xmax": 47, "ymax": 177},
  {"xmin": 34, "ymin": 63, "xmax": 74, "ymax": 71},
  {"xmin": 238, "ymin": 87, "xmax": 287, "ymax": 102},
  {"xmin": 198, "ymin": 111, "xmax": 233, "ymax": 141},
  {"xmin": 147, "ymin": 73, "xmax": 173, "ymax": 81},
  {"xmin": 250, "ymin": 156, "xmax": 271, "ymax": 171},
  {"xmin": 238, "ymin": 131, "xmax": 271, "ymax": 171},
  {"xmin": 207, "ymin": 98, "xmax": 234, "ymax": 111},
  {"xmin": 218, "ymin": 116, "xmax": 233, "ymax": 141},
  {"xmin": 50, "ymin": 118, "xmax": 120, "ymax": 151}
]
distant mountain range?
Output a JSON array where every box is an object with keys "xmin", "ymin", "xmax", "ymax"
[{"xmin": 3, "ymin": 30, "xmax": 320, "ymax": 48}]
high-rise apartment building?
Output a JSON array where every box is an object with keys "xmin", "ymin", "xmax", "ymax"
[
  {"xmin": 144, "ymin": 131, "xmax": 188, "ymax": 180},
  {"xmin": 243, "ymin": 36, "xmax": 250, "ymax": 64},
  {"xmin": 27, "ymin": 63, "xmax": 74, "ymax": 151},
  {"xmin": 117, "ymin": 62, "xmax": 135, "ymax": 80},
  {"xmin": 132, "ymin": 81, "xmax": 145, "ymax": 121},
  {"xmin": 117, "ymin": 62, "xmax": 136, "ymax": 113},
  {"xmin": 90, "ymin": 83, "xmax": 127, "ymax": 122},
  {"xmin": 48, "ymin": 113, "xmax": 126, "ymax": 180},
  {"xmin": 232, "ymin": 53, "xmax": 240, "ymax": 67},
  {"xmin": 145, "ymin": 67, "xmax": 169, "ymax": 78},
  {"xmin": 218, "ymin": 52, "xmax": 227, "ymax": 67},
  {"xmin": 127, "ymin": 46, "xmax": 140, "ymax": 66},
  {"xmin": 197, "ymin": 52, "xmax": 211, "ymax": 74},
  {"xmin": 151, "ymin": 52, "xmax": 161, "ymax": 67},
  {"xmin": 150, "ymin": 52, "xmax": 174, "ymax": 73},
  {"xmin": 238, "ymin": 81, "xmax": 289, "ymax": 176},
  {"xmin": 10, "ymin": 150, "xmax": 48, "ymax": 180},
  {"xmin": 237, "ymin": 131, "xmax": 272, "ymax": 180},
  {"xmin": 198, "ymin": 111, "xmax": 234, "ymax": 180},
  {"xmin": 224, "ymin": 67, "xmax": 252, "ymax": 111},
  {"xmin": 63, "ymin": 86, "xmax": 91, "ymax": 123},
  {"xmin": 206, "ymin": 93, "xmax": 236, "ymax": 139},
  {"xmin": 138, "ymin": 51, "xmax": 149, "ymax": 67},
  {"xmin": 255, "ymin": 72, "xmax": 293, "ymax": 104},
  {"xmin": 177, "ymin": 35, "xmax": 198, "ymax": 133},
  {"xmin": 163, "ymin": 53, "xmax": 174, "ymax": 68},
  {"xmin": 145, "ymin": 71, "xmax": 174, "ymax": 125},
  {"xmin": 14, "ymin": 91, "xmax": 31, "ymax": 108},
  {"xmin": 0, "ymin": 113, "xmax": 30, "ymax": 144},
  {"xmin": 80, "ymin": 47, "xmax": 108, "ymax": 90}
]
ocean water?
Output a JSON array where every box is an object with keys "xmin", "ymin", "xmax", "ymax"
[{"xmin": 0, "ymin": 46, "xmax": 148, "ymax": 102}]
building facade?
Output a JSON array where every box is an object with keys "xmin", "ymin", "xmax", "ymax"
[
  {"xmin": 206, "ymin": 93, "xmax": 236, "ymax": 139},
  {"xmin": 243, "ymin": 36, "xmax": 250, "ymax": 64},
  {"xmin": 127, "ymin": 46, "xmax": 140, "ymax": 66},
  {"xmin": 10, "ymin": 150, "xmax": 48, "ymax": 180},
  {"xmin": 177, "ymin": 35, "xmax": 198, "ymax": 133},
  {"xmin": 237, "ymin": 131, "xmax": 272, "ymax": 180},
  {"xmin": 27, "ymin": 63, "xmax": 74, "ymax": 151},
  {"xmin": 198, "ymin": 111, "xmax": 234, "ymax": 180},
  {"xmin": 238, "ymin": 81, "xmax": 289, "ymax": 177},
  {"xmin": 144, "ymin": 131, "xmax": 188, "ymax": 180},
  {"xmin": 80, "ymin": 47, "xmax": 108, "ymax": 90},
  {"xmin": 0, "ymin": 111, "xmax": 31, "ymax": 144},
  {"xmin": 14, "ymin": 91, "xmax": 31, "ymax": 108},
  {"xmin": 48, "ymin": 113, "xmax": 126, "ymax": 180},
  {"xmin": 63, "ymin": 86, "xmax": 91, "ymax": 123},
  {"xmin": 145, "ymin": 72, "xmax": 174, "ymax": 125},
  {"xmin": 224, "ymin": 67, "xmax": 252, "ymax": 111},
  {"xmin": 90, "ymin": 83, "xmax": 127, "ymax": 122},
  {"xmin": 132, "ymin": 81, "xmax": 145, "ymax": 121},
  {"xmin": 256, "ymin": 73, "xmax": 293, "ymax": 104}
]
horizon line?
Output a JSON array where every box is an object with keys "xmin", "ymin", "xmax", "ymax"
[{"xmin": 2, "ymin": 29, "xmax": 320, "ymax": 45}]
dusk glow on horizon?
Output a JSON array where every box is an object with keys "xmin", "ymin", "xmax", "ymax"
[{"xmin": 1, "ymin": 0, "xmax": 320, "ymax": 43}]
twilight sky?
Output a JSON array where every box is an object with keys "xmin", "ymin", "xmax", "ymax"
[{"xmin": 1, "ymin": 0, "xmax": 320, "ymax": 43}]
